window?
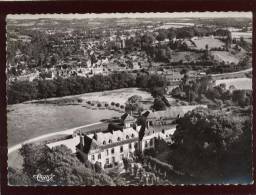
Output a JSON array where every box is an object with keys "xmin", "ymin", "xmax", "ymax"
[
  {"xmin": 120, "ymin": 146, "xmax": 123, "ymax": 153},
  {"xmin": 98, "ymin": 153, "xmax": 101, "ymax": 160},
  {"xmin": 92, "ymin": 155, "xmax": 95, "ymax": 161},
  {"xmin": 145, "ymin": 141, "xmax": 148, "ymax": 148},
  {"xmin": 109, "ymin": 139, "xmax": 112, "ymax": 144},
  {"xmin": 111, "ymin": 148, "xmax": 115, "ymax": 154},
  {"xmin": 106, "ymin": 149, "xmax": 109, "ymax": 155},
  {"xmin": 129, "ymin": 143, "xmax": 132, "ymax": 149},
  {"xmin": 98, "ymin": 162, "xmax": 102, "ymax": 168},
  {"xmin": 103, "ymin": 141, "xmax": 106, "ymax": 145},
  {"xmin": 106, "ymin": 158, "xmax": 109, "ymax": 164},
  {"xmin": 150, "ymin": 139, "xmax": 153, "ymax": 146},
  {"xmin": 134, "ymin": 142, "xmax": 138, "ymax": 149},
  {"xmin": 126, "ymin": 135, "xmax": 129, "ymax": 139},
  {"xmin": 117, "ymin": 137, "xmax": 121, "ymax": 141},
  {"xmin": 112, "ymin": 157, "xmax": 115, "ymax": 163},
  {"xmin": 131, "ymin": 133, "xmax": 134, "ymax": 138}
]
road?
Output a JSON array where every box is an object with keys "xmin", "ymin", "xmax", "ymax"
[{"xmin": 8, "ymin": 122, "xmax": 102, "ymax": 154}]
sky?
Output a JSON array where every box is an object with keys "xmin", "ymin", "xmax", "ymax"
[{"xmin": 7, "ymin": 12, "xmax": 252, "ymax": 20}]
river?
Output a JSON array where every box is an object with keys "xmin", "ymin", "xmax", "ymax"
[{"xmin": 7, "ymin": 103, "xmax": 121, "ymax": 147}]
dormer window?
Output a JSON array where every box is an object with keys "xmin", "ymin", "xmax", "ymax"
[
  {"xmin": 103, "ymin": 141, "xmax": 106, "ymax": 145},
  {"xmin": 131, "ymin": 134, "xmax": 134, "ymax": 138},
  {"xmin": 117, "ymin": 137, "xmax": 121, "ymax": 141},
  {"xmin": 126, "ymin": 135, "xmax": 129, "ymax": 139},
  {"xmin": 109, "ymin": 139, "xmax": 112, "ymax": 144}
]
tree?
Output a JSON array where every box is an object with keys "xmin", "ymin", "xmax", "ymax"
[
  {"xmin": 125, "ymin": 95, "xmax": 143, "ymax": 115},
  {"xmin": 148, "ymin": 74, "xmax": 167, "ymax": 91},
  {"xmin": 232, "ymin": 90, "xmax": 247, "ymax": 107},
  {"xmin": 167, "ymin": 29, "xmax": 176, "ymax": 40},
  {"xmin": 7, "ymin": 80, "xmax": 38, "ymax": 104},
  {"xmin": 152, "ymin": 97, "xmax": 166, "ymax": 111},
  {"xmin": 8, "ymin": 167, "xmax": 32, "ymax": 185},
  {"xmin": 37, "ymin": 79, "xmax": 56, "ymax": 100},
  {"xmin": 19, "ymin": 144, "xmax": 116, "ymax": 186},
  {"xmin": 172, "ymin": 107, "xmax": 246, "ymax": 181},
  {"xmin": 150, "ymin": 87, "xmax": 165, "ymax": 98},
  {"xmin": 20, "ymin": 143, "xmax": 51, "ymax": 177},
  {"xmin": 156, "ymin": 30, "xmax": 167, "ymax": 42},
  {"xmin": 136, "ymin": 73, "xmax": 149, "ymax": 88}
]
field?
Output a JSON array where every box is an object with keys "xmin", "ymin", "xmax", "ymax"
[
  {"xmin": 210, "ymin": 51, "xmax": 240, "ymax": 64},
  {"xmin": 192, "ymin": 37, "xmax": 224, "ymax": 50},
  {"xmin": 231, "ymin": 31, "xmax": 252, "ymax": 39},
  {"xmin": 215, "ymin": 78, "xmax": 252, "ymax": 90}
]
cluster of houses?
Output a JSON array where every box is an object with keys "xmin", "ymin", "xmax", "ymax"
[{"xmin": 47, "ymin": 105, "xmax": 206, "ymax": 170}]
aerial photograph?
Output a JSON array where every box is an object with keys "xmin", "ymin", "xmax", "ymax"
[{"xmin": 6, "ymin": 12, "xmax": 252, "ymax": 186}]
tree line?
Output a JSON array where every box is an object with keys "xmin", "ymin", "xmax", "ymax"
[{"xmin": 7, "ymin": 72, "xmax": 168, "ymax": 104}]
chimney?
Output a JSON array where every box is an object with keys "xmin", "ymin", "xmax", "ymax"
[
  {"xmin": 93, "ymin": 132, "xmax": 98, "ymax": 140},
  {"xmin": 80, "ymin": 135, "xmax": 85, "ymax": 150}
]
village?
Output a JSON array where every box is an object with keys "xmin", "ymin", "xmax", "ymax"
[{"xmin": 6, "ymin": 17, "xmax": 252, "ymax": 85}]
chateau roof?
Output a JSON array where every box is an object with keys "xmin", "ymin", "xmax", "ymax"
[{"xmin": 79, "ymin": 127, "xmax": 139, "ymax": 153}]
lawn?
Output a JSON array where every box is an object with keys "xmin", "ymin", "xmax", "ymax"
[
  {"xmin": 192, "ymin": 37, "xmax": 225, "ymax": 50},
  {"xmin": 80, "ymin": 88, "xmax": 153, "ymax": 105}
]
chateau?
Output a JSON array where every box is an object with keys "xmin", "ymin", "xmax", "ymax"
[
  {"xmin": 75, "ymin": 106, "xmax": 205, "ymax": 170},
  {"xmin": 47, "ymin": 105, "xmax": 206, "ymax": 170}
]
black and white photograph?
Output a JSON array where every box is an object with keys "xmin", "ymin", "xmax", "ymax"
[{"xmin": 6, "ymin": 12, "xmax": 253, "ymax": 186}]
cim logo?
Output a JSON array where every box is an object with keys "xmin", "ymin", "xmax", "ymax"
[{"xmin": 33, "ymin": 173, "xmax": 55, "ymax": 183}]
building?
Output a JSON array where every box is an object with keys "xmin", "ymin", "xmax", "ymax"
[
  {"xmin": 115, "ymin": 36, "xmax": 126, "ymax": 49},
  {"xmin": 76, "ymin": 114, "xmax": 140, "ymax": 169},
  {"xmin": 46, "ymin": 106, "xmax": 207, "ymax": 171},
  {"xmin": 77, "ymin": 128, "xmax": 139, "ymax": 169}
]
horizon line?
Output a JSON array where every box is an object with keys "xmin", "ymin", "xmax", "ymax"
[{"xmin": 7, "ymin": 12, "xmax": 252, "ymax": 20}]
